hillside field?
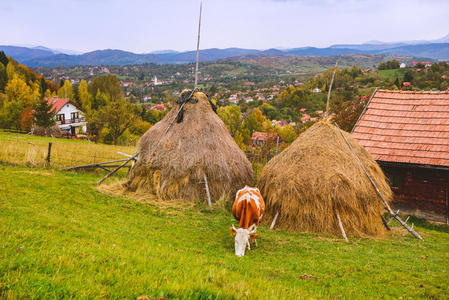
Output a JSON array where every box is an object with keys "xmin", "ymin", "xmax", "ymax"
[{"xmin": 0, "ymin": 164, "xmax": 448, "ymax": 299}]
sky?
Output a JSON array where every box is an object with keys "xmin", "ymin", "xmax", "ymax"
[{"xmin": 1, "ymin": 0, "xmax": 449, "ymax": 53}]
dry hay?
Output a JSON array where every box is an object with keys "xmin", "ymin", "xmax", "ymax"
[
  {"xmin": 98, "ymin": 180, "xmax": 193, "ymax": 211},
  {"xmin": 124, "ymin": 90, "xmax": 253, "ymax": 202},
  {"xmin": 257, "ymin": 121, "xmax": 392, "ymax": 237},
  {"xmin": 32, "ymin": 125, "xmax": 62, "ymax": 138}
]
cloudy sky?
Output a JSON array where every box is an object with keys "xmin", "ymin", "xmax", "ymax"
[{"xmin": 1, "ymin": 0, "xmax": 448, "ymax": 53}]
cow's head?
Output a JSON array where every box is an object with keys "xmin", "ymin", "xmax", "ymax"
[{"xmin": 230, "ymin": 224, "xmax": 257, "ymax": 257}]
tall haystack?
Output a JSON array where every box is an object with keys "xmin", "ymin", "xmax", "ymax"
[
  {"xmin": 258, "ymin": 121, "xmax": 392, "ymax": 237},
  {"xmin": 125, "ymin": 90, "xmax": 253, "ymax": 202}
]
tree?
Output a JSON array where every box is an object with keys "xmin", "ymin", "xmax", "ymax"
[
  {"xmin": 78, "ymin": 80, "xmax": 91, "ymax": 112},
  {"xmin": 58, "ymin": 80, "xmax": 74, "ymax": 100},
  {"xmin": 217, "ymin": 105, "xmax": 244, "ymax": 137},
  {"xmin": 88, "ymin": 74, "xmax": 123, "ymax": 102},
  {"xmin": 5, "ymin": 74, "xmax": 32, "ymax": 106},
  {"xmin": 0, "ymin": 63, "xmax": 7, "ymax": 92},
  {"xmin": 33, "ymin": 98, "xmax": 56, "ymax": 128},
  {"xmin": 0, "ymin": 51, "xmax": 8, "ymax": 67},
  {"xmin": 97, "ymin": 98, "xmax": 137, "ymax": 145}
]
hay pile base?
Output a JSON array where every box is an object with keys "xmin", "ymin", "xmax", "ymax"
[
  {"xmin": 258, "ymin": 121, "xmax": 392, "ymax": 237},
  {"xmin": 125, "ymin": 90, "xmax": 253, "ymax": 202},
  {"xmin": 32, "ymin": 125, "xmax": 62, "ymax": 137}
]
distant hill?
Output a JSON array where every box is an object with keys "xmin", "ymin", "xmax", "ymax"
[
  {"xmin": 0, "ymin": 46, "xmax": 54, "ymax": 62},
  {"xmin": 1, "ymin": 38, "xmax": 448, "ymax": 67}
]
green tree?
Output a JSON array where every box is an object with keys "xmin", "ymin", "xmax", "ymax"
[
  {"xmin": 0, "ymin": 63, "xmax": 7, "ymax": 93},
  {"xmin": 97, "ymin": 98, "xmax": 137, "ymax": 145},
  {"xmin": 88, "ymin": 74, "xmax": 123, "ymax": 102},
  {"xmin": 58, "ymin": 80, "xmax": 74, "ymax": 99},
  {"xmin": 33, "ymin": 98, "xmax": 56, "ymax": 128},
  {"xmin": 0, "ymin": 51, "xmax": 8, "ymax": 67}
]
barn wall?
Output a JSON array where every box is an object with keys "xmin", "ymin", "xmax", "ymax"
[{"xmin": 380, "ymin": 163, "xmax": 449, "ymax": 222}]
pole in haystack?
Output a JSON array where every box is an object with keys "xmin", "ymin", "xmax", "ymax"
[
  {"xmin": 324, "ymin": 59, "xmax": 338, "ymax": 118},
  {"xmin": 164, "ymin": 0, "xmax": 203, "ymax": 135},
  {"xmin": 194, "ymin": 0, "xmax": 202, "ymax": 89},
  {"xmin": 336, "ymin": 213, "xmax": 349, "ymax": 242}
]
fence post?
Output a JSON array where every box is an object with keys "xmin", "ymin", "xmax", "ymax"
[{"xmin": 46, "ymin": 142, "xmax": 52, "ymax": 166}]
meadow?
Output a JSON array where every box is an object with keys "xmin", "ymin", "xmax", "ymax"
[
  {"xmin": 1, "ymin": 133, "xmax": 448, "ymax": 299},
  {"xmin": 1, "ymin": 164, "xmax": 448, "ymax": 299},
  {"xmin": 0, "ymin": 132, "xmax": 136, "ymax": 169}
]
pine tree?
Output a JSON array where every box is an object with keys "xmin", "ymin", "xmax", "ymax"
[
  {"xmin": 33, "ymin": 98, "xmax": 56, "ymax": 128},
  {"xmin": 0, "ymin": 51, "xmax": 8, "ymax": 67}
]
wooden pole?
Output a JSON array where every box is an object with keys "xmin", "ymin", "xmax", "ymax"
[
  {"xmin": 203, "ymin": 174, "xmax": 212, "ymax": 208},
  {"xmin": 97, "ymin": 153, "xmax": 138, "ymax": 185},
  {"xmin": 194, "ymin": 0, "xmax": 202, "ymax": 89},
  {"xmin": 66, "ymin": 158, "xmax": 130, "ymax": 170},
  {"xmin": 46, "ymin": 142, "xmax": 52, "ymax": 166},
  {"xmin": 335, "ymin": 124, "xmax": 423, "ymax": 241},
  {"xmin": 336, "ymin": 213, "xmax": 348, "ymax": 242},
  {"xmin": 270, "ymin": 211, "xmax": 279, "ymax": 229},
  {"xmin": 446, "ymin": 184, "xmax": 449, "ymax": 224},
  {"xmin": 275, "ymin": 136, "xmax": 280, "ymax": 155},
  {"xmin": 325, "ymin": 60, "xmax": 338, "ymax": 118}
]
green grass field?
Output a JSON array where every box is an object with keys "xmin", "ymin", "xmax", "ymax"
[
  {"xmin": 377, "ymin": 69, "xmax": 406, "ymax": 81},
  {"xmin": 1, "ymin": 164, "xmax": 448, "ymax": 299}
]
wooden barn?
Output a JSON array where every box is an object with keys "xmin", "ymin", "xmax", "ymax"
[{"xmin": 352, "ymin": 89, "xmax": 449, "ymax": 223}]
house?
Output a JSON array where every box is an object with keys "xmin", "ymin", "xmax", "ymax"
[
  {"xmin": 403, "ymin": 81, "xmax": 411, "ymax": 87},
  {"xmin": 352, "ymin": 90, "xmax": 449, "ymax": 222},
  {"xmin": 312, "ymin": 87, "xmax": 321, "ymax": 93},
  {"xmin": 251, "ymin": 132, "xmax": 279, "ymax": 147},
  {"xmin": 149, "ymin": 104, "xmax": 166, "ymax": 111},
  {"xmin": 400, "ymin": 63, "xmax": 406, "ymax": 68},
  {"xmin": 46, "ymin": 97, "xmax": 87, "ymax": 134}
]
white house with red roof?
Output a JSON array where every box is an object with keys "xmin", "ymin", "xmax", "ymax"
[{"xmin": 46, "ymin": 97, "xmax": 87, "ymax": 134}]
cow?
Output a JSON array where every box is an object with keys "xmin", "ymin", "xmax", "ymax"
[{"xmin": 230, "ymin": 186, "xmax": 265, "ymax": 257}]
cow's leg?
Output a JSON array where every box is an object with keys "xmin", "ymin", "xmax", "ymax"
[
  {"xmin": 253, "ymin": 239, "xmax": 258, "ymax": 247},
  {"xmin": 247, "ymin": 240, "xmax": 251, "ymax": 250}
]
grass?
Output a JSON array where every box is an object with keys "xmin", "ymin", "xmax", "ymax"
[
  {"xmin": 0, "ymin": 132, "xmax": 136, "ymax": 169},
  {"xmin": 377, "ymin": 69, "xmax": 406, "ymax": 81},
  {"xmin": 0, "ymin": 164, "xmax": 448, "ymax": 299}
]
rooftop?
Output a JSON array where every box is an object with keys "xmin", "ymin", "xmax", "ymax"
[{"xmin": 352, "ymin": 90, "xmax": 449, "ymax": 168}]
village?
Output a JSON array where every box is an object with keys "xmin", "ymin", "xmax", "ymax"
[{"xmin": 1, "ymin": 0, "xmax": 449, "ymax": 298}]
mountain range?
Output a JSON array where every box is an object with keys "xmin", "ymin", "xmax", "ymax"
[{"xmin": 1, "ymin": 34, "xmax": 448, "ymax": 67}]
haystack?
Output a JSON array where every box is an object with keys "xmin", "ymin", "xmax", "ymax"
[
  {"xmin": 32, "ymin": 125, "xmax": 62, "ymax": 137},
  {"xmin": 257, "ymin": 121, "xmax": 392, "ymax": 237},
  {"xmin": 125, "ymin": 90, "xmax": 253, "ymax": 202}
]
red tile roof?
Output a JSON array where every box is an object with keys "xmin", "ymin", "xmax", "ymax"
[
  {"xmin": 251, "ymin": 132, "xmax": 278, "ymax": 142},
  {"xmin": 45, "ymin": 97, "xmax": 70, "ymax": 113},
  {"xmin": 352, "ymin": 90, "xmax": 449, "ymax": 168}
]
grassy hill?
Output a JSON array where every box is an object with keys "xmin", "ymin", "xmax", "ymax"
[{"xmin": 0, "ymin": 163, "xmax": 448, "ymax": 298}]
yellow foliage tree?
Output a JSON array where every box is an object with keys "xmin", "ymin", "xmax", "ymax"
[{"xmin": 58, "ymin": 80, "xmax": 74, "ymax": 100}]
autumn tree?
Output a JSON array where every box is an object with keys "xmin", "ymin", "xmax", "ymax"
[
  {"xmin": 88, "ymin": 74, "xmax": 123, "ymax": 102},
  {"xmin": 58, "ymin": 80, "xmax": 74, "ymax": 99},
  {"xmin": 78, "ymin": 79, "xmax": 91, "ymax": 112},
  {"xmin": 97, "ymin": 98, "xmax": 137, "ymax": 145}
]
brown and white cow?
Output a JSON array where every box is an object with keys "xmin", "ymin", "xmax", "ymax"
[{"xmin": 230, "ymin": 186, "xmax": 265, "ymax": 257}]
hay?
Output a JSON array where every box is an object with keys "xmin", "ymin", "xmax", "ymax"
[
  {"xmin": 257, "ymin": 121, "xmax": 392, "ymax": 237},
  {"xmin": 32, "ymin": 125, "xmax": 62, "ymax": 137},
  {"xmin": 125, "ymin": 90, "xmax": 253, "ymax": 202}
]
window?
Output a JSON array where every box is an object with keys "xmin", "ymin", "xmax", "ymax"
[
  {"xmin": 56, "ymin": 114, "xmax": 65, "ymax": 122},
  {"xmin": 387, "ymin": 172, "xmax": 404, "ymax": 189},
  {"xmin": 71, "ymin": 112, "xmax": 79, "ymax": 120}
]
